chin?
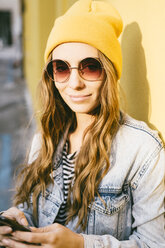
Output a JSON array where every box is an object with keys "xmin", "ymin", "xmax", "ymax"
[
  {"xmin": 69, "ymin": 104, "xmax": 100, "ymax": 115},
  {"xmin": 71, "ymin": 108, "xmax": 91, "ymax": 114}
]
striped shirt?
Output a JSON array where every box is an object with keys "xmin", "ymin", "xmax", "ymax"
[{"xmin": 55, "ymin": 140, "xmax": 76, "ymax": 225}]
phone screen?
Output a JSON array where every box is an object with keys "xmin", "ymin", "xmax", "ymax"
[{"xmin": 0, "ymin": 215, "xmax": 31, "ymax": 232}]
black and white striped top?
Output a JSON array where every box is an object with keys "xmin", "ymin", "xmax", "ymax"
[{"xmin": 55, "ymin": 140, "xmax": 76, "ymax": 225}]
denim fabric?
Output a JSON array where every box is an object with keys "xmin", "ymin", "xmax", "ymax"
[{"xmin": 18, "ymin": 114, "xmax": 165, "ymax": 248}]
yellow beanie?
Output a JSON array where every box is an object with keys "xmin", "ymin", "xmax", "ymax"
[{"xmin": 44, "ymin": 0, "xmax": 123, "ymax": 78}]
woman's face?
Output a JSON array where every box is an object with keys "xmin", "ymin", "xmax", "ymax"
[{"xmin": 52, "ymin": 42, "xmax": 105, "ymax": 115}]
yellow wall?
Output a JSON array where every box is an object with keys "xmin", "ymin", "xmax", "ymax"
[
  {"xmin": 23, "ymin": 0, "xmax": 76, "ymax": 111},
  {"xmin": 23, "ymin": 0, "xmax": 55, "ymax": 110},
  {"xmin": 23, "ymin": 0, "xmax": 40, "ymax": 111},
  {"xmin": 23, "ymin": 0, "xmax": 165, "ymax": 141},
  {"xmin": 107, "ymin": 0, "xmax": 165, "ymax": 141}
]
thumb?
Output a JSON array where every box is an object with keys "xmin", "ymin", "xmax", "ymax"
[
  {"xmin": 19, "ymin": 216, "xmax": 29, "ymax": 226},
  {"xmin": 15, "ymin": 212, "xmax": 29, "ymax": 226}
]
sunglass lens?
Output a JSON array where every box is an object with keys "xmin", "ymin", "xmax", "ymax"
[
  {"xmin": 80, "ymin": 58, "xmax": 102, "ymax": 81},
  {"xmin": 51, "ymin": 60, "xmax": 70, "ymax": 82}
]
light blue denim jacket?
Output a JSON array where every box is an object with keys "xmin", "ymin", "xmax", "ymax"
[{"xmin": 18, "ymin": 114, "xmax": 165, "ymax": 248}]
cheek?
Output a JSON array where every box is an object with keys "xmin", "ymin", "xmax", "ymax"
[
  {"xmin": 54, "ymin": 83, "xmax": 66, "ymax": 95},
  {"xmin": 94, "ymin": 83, "xmax": 104, "ymax": 97}
]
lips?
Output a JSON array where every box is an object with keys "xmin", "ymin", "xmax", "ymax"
[{"xmin": 68, "ymin": 94, "xmax": 91, "ymax": 102}]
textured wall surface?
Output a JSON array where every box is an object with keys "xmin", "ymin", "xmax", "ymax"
[{"xmin": 109, "ymin": 0, "xmax": 165, "ymax": 141}]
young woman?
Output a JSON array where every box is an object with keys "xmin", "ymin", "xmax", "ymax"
[{"xmin": 0, "ymin": 0, "xmax": 164, "ymax": 247}]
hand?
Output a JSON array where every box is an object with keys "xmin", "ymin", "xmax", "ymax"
[
  {"xmin": 1, "ymin": 223, "xmax": 84, "ymax": 248},
  {"xmin": 0, "ymin": 207, "xmax": 29, "ymax": 246},
  {"xmin": 1, "ymin": 207, "xmax": 29, "ymax": 226}
]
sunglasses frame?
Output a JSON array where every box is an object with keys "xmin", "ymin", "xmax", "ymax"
[{"xmin": 45, "ymin": 57, "xmax": 105, "ymax": 83}]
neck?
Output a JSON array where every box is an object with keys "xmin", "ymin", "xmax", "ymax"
[
  {"xmin": 75, "ymin": 113, "xmax": 94, "ymax": 134},
  {"xmin": 68, "ymin": 113, "xmax": 95, "ymax": 153}
]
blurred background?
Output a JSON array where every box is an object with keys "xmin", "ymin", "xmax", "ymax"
[
  {"xmin": 0, "ymin": 0, "xmax": 35, "ymax": 211},
  {"xmin": 0, "ymin": 0, "xmax": 165, "ymax": 211}
]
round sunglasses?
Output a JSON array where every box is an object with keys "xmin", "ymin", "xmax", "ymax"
[{"xmin": 45, "ymin": 57, "xmax": 105, "ymax": 83}]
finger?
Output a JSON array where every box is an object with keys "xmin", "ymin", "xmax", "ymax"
[
  {"xmin": 0, "ymin": 226, "xmax": 12, "ymax": 234},
  {"xmin": 2, "ymin": 238, "xmax": 42, "ymax": 248},
  {"xmin": 2, "ymin": 207, "xmax": 19, "ymax": 218},
  {"xmin": 36, "ymin": 223, "xmax": 61, "ymax": 233},
  {"xmin": 29, "ymin": 227, "xmax": 39, "ymax": 233},
  {"xmin": 13, "ymin": 231, "xmax": 53, "ymax": 244}
]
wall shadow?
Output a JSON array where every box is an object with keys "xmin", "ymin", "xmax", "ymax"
[
  {"xmin": 120, "ymin": 22, "xmax": 150, "ymax": 123},
  {"xmin": 120, "ymin": 22, "xmax": 164, "ymax": 142}
]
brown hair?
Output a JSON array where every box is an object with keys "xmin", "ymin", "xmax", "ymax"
[{"xmin": 14, "ymin": 50, "xmax": 121, "ymax": 230}]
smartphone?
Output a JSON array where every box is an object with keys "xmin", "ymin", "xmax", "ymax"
[{"xmin": 0, "ymin": 215, "xmax": 31, "ymax": 232}]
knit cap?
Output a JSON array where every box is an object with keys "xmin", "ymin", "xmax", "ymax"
[{"xmin": 44, "ymin": 0, "xmax": 123, "ymax": 78}]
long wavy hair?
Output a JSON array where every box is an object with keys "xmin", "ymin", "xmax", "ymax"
[{"xmin": 14, "ymin": 50, "xmax": 121, "ymax": 231}]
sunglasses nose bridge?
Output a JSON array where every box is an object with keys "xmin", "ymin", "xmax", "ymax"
[
  {"xmin": 68, "ymin": 67, "xmax": 85, "ymax": 88},
  {"xmin": 69, "ymin": 67, "xmax": 82, "ymax": 78},
  {"xmin": 69, "ymin": 66, "xmax": 79, "ymax": 75}
]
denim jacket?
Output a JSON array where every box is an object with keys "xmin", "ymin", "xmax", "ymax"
[{"xmin": 18, "ymin": 114, "xmax": 165, "ymax": 248}]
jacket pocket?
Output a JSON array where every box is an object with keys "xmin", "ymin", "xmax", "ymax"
[
  {"xmin": 87, "ymin": 186, "xmax": 131, "ymax": 238},
  {"xmin": 91, "ymin": 190, "xmax": 129, "ymax": 215}
]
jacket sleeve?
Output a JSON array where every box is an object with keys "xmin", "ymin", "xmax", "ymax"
[{"xmin": 81, "ymin": 147, "xmax": 165, "ymax": 248}]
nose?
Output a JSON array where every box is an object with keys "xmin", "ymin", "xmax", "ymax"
[{"xmin": 68, "ymin": 68, "xmax": 85, "ymax": 89}]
